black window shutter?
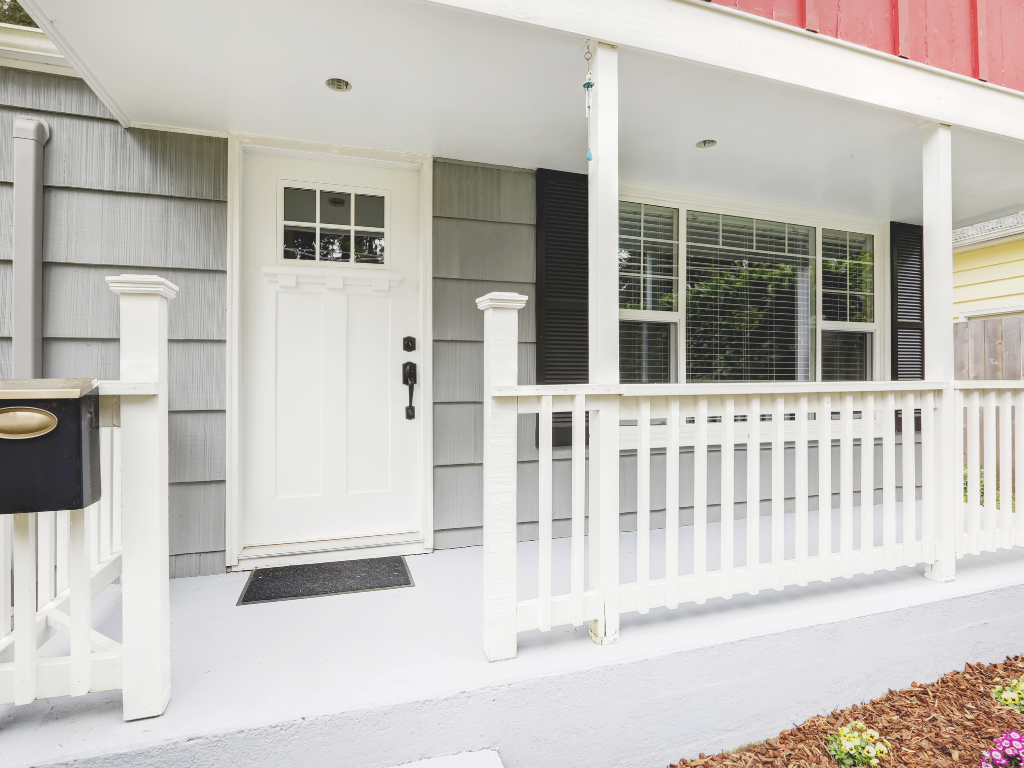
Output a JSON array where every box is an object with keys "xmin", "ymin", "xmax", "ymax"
[
  {"xmin": 536, "ymin": 169, "xmax": 589, "ymax": 384},
  {"xmin": 890, "ymin": 221, "xmax": 925, "ymax": 380}
]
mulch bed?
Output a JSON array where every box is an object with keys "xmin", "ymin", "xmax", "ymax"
[{"xmin": 671, "ymin": 656, "xmax": 1024, "ymax": 768}]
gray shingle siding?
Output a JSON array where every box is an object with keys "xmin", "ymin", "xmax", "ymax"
[
  {"xmin": 431, "ymin": 159, "xmax": 539, "ymax": 548},
  {"xmin": 0, "ymin": 66, "xmax": 227, "ymax": 577}
]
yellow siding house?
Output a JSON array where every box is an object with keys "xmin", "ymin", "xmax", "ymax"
[{"xmin": 953, "ymin": 211, "xmax": 1024, "ymax": 321}]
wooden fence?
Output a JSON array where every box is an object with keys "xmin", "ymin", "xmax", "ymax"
[{"xmin": 955, "ymin": 317, "xmax": 1024, "ymax": 380}]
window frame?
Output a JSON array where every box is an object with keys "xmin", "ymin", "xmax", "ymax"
[
  {"xmin": 618, "ymin": 183, "xmax": 890, "ymax": 382},
  {"xmin": 277, "ymin": 178, "xmax": 391, "ymax": 269}
]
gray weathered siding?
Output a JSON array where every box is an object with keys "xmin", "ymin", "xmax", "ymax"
[
  {"xmin": 432, "ymin": 159, "xmax": 538, "ymax": 548},
  {"xmin": 0, "ymin": 67, "xmax": 227, "ymax": 577}
]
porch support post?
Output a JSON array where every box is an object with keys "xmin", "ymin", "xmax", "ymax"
[
  {"xmin": 920, "ymin": 123, "xmax": 957, "ymax": 582},
  {"xmin": 107, "ymin": 274, "xmax": 178, "ymax": 719},
  {"xmin": 587, "ymin": 41, "xmax": 622, "ymax": 646},
  {"xmin": 478, "ymin": 291, "xmax": 528, "ymax": 662}
]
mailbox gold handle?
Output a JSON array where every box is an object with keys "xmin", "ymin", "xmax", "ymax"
[{"xmin": 0, "ymin": 407, "xmax": 58, "ymax": 439}]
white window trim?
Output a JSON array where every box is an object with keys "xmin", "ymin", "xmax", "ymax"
[
  {"xmin": 277, "ymin": 178, "xmax": 391, "ymax": 270},
  {"xmin": 619, "ymin": 181, "xmax": 891, "ymax": 382}
]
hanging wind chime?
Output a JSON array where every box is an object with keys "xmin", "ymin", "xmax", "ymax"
[{"xmin": 584, "ymin": 42, "xmax": 594, "ymax": 162}]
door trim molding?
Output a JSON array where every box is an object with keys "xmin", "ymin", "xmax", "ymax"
[{"xmin": 225, "ymin": 135, "xmax": 434, "ymax": 567}]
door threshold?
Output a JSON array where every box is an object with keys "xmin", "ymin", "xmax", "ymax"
[{"xmin": 232, "ymin": 536, "xmax": 429, "ymax": 570}]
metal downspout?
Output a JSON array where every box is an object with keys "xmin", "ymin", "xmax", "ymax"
[{"xmin": 11, "ymin": 116, "xmax": 50, "ymax": 379}]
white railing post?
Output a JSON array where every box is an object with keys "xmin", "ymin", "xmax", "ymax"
[
  {"xmin": 921, "ymin": 122, "xmax": 956, "ymax": 582},
  {"xmin": 589, "ymin": 395, "xmax": 620, "ymax": 644},
  {"xmin": 106, "ymin": 274, "xmax": 177, "ymax": 718},
  {"xmin": 478, "ymin": 291, "xmax": 527, "ymax": 662}
]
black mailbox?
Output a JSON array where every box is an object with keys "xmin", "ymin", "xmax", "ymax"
[{"xmin": 0, "ymin": 378, "xmax": 101, "ymax": 514}]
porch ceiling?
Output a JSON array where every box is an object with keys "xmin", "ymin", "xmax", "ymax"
[{"xmin": 24, "ymin": 0, "xmax": 1024, "ymax": 227}]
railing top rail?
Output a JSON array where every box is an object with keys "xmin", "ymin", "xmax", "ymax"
[
  {"xmin": 954, "ymin": 380, "xmax": 1024, "ymax": 389},
  {"xmin": 492, "ymin": 381, "xmax": 950, "ymax": 398}
]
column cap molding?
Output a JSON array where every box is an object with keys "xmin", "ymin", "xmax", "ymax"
[
  {"xmin": 106, "ymin": 274, "xmax": 179, "ymax": 300},
  {"xmin": 477, "ymin": 292, "xmax": 528, "ymax": 311}
]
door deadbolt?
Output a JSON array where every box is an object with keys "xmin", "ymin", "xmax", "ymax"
[{"xmin": 403, "ymin": 362, "xmax": 417, "ymax": 419}]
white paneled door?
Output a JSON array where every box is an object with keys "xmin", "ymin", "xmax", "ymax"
[{"xmin": 238, "ymin": 147, "xmax": 428, "ymax": 564}]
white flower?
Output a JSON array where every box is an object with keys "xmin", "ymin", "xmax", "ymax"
[{"xmin": 865, "ymin": 745, "xmax": 877, "ymax": 757}]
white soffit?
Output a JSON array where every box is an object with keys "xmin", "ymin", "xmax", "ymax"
[{"xmin": 20, "ymin": 0, "xmax": 1024, "ymax": 227}]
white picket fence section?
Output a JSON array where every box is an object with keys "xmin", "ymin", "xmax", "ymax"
[
  {"xmin": 0, "ymin": 274, "xmax": 176, "ymax": 719},
  {"xmin": 479, "ymin": 293, "xmax": 969, "ymax": 661},
  {"xmin": 956, "ymin": 383, "xmax": 1024, "ymax": 556}
]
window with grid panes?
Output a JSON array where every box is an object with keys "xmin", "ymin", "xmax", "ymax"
[
  {"xmin": 685, "ymin": 211, "xmax": 815, "ymax": 381},
  {"xmin": 282, "ymin": 186, "xmax": 386, "ymax": 264},
  {"xmin": 618, "ymin": 202, "xmax": 679, "ymax": 383}
]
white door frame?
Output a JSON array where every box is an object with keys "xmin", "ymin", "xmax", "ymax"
[{"xmin": 225, "ymin": 135, "xmax": 434, "ymax": 568}]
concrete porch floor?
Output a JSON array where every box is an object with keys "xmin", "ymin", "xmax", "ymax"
[{"xmin": 4, "ymin": 524, "xmax": 1024, "ymax": 768}]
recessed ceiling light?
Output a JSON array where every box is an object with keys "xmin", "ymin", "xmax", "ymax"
[
  {"xmin": 696, "ymin": 139, "xmax": 717, "ymax": 148},
  {"xmin": 325, "ymin": 78, "xmax": 352, "ymax": 92}
]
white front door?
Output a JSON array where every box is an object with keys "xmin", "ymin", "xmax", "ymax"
[{"xmin": 237, "ymin": 146, "xmax": 429, "ymax": 565}]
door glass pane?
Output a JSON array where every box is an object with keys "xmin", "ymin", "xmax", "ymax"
[
  {"xmin": 284, "ymin": 188, "xmax": 316, "ymax": 223},
  {"xmin": 354, "ymin": 231, "xmax": 385, "ymax": 263},
  {"xmin": 320, "ymin": 231, "xmax": 350, "ymax": 262},
  {"xmin": 620, "ymin": 321, "xmax": 672, "ymax": 383},
  {"xmin": 355, "ymin": 194, "xmax": 385, "ymax": 227},
  {"xmin": 283, "ymin": 225, "xmax": 316, "ymax": 260},
  {"xmin": 320, "ymin": 191, "xmax": 351, "ymax": 226},
  {"xmin": 822, "ymin": 331, "xmax": 871, "ymax": 381}
]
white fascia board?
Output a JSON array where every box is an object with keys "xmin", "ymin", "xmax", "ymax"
[
  {"xmin": 16, "ymin": 0, "xmax": 129, "ymax": 126},
  {"xmin": 428, "ymin": 0, "xmax": 1024, "ymax": 143}
]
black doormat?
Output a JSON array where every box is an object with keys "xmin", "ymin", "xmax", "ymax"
[{"xmin": 237, "ymin": 556, "xmax": 414, "ymax": 606}]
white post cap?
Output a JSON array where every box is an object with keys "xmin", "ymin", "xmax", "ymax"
[
  {"xmin": 476, "ymin": 292, "xmax": 528, "ymax": 311},
  {"xmin": 106, "ymin": 274, "xmax": 179, "ymax": 300}
]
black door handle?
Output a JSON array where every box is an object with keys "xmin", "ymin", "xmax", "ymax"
[{"xmin": 403, "ymin": 362, "xmax": 417, "ymax": 419}]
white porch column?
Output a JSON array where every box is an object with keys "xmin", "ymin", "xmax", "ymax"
[
  {"xmin": 587, "ymin": 41, "xmax": 621, "ymax": 644},
  {"xmin": 478, "ymin": 291, "xmax": 527, "ymax": 662},
  {"xmin": 920, "ymin": 123, "xmax": 956, "ymax": 582},
  {"xmin": 106, "ymin": 274, "xmax": 178, "ymax": 719},
  {"xmin": 589, "ymin": 42, "xmax": 620, "ymax": 386}
]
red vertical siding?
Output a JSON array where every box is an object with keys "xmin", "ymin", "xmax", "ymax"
[{"xmin": 708, "ymin": 0, "xmax": 1024, "ymax": 92}]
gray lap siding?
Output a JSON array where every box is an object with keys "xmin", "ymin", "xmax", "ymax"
[{"xmin": 0, "ymin": 67, "xmax": 227, "ymax": 577}]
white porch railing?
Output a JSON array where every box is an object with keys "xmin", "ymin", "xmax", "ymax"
[
  {"xmin": 479, "ymin": 293, "xmax": 974, "ymax": 661},
  {"xmin": 956, "ymin": 383, "xmax": 1024, "ymax": 556},
  {"xmin": 0, "ymin": 274, "xmax": 176, "ymax": 719}
]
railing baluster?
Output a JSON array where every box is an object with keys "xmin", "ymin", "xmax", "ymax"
[
  {"xmin": 55, "ymin": 510, "xmax": 69, "ymax": 594},
  {"xmin": 882, "ymin": 391, "xmax": 898, "ymax": 569},
  {"xmin": 665, "ymin": 397, "xmax": 681, "ymax": 609},
  {"xmin": 538, "ymin": 395, "xmax": 553, "ymax": 632},
  {"xmin": 1016, "ymin": 389, "xmax": 1024, "ymax": 546},
  {"xmin": 967, "ymin": 389, "xmax": 981, "ymax": 554},
  {"xmin": 861, "ymin": 393, "xmax": 876, "ymax": 569},
  {"xmin": 902, "ymin": 391, "xmax": 917, "ymax": 565},
  {"xmin": 999, "ymin": 390, "xmax": 1013, "ymax": 549},
  {"xmin": 721, "ymin": 395, "xmax": 735, "ymax": 598},
  {"xmin": 956, "ymin": 388, "xmax": 966, "ymax": 556},
  {"xmin": 984, "ymin": 389, "xmax": 998, "ymax": 552},
  {"xmin": 771, "ymin": 394, "xmax": 784, "ymax": 587},
  {"xmin": 570, "ymin": 394, "xmax": 586, "ymax": 626},
  {"xmin": 746, "ymin": 395, "xmax": 760, "ymax": 594},
  {"xmin": 818, "ymin": 393, "xmax": 832, "ymax": 579},
  {"xmin": 70, "ymin": 507, "xmax": 92, "ymax": 696},
  {"xmin": 920, "ymin": 392, "xmax": 934, "ymax": 562},
  {"xmin": 1, "ymin": 516, "xmax": 11, "ymax": 640},
  {"xmin": 36, "ymin": 510, "xmax": 54, "ymax": 607},
  {"xmin": 694, "ymin": 396, "xmax": 708, "ymax": 604},
  {"xmin": 841, "ymin": 392, "xmax": 854, "ymax": 577},
  {"xmin": 13, "ymin": 513, "xmax": 37, "ymax": 705},
  {"xmin": 795, "ymin": 393, "xmax": 809, "ymax": 586},
  {"xmin": 112, "ymin": 426, "xmax": 123, "ymax": 555},
  {"xmin": 637, "ymin": 397, "xmax": 651, "ymax": 614}
]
